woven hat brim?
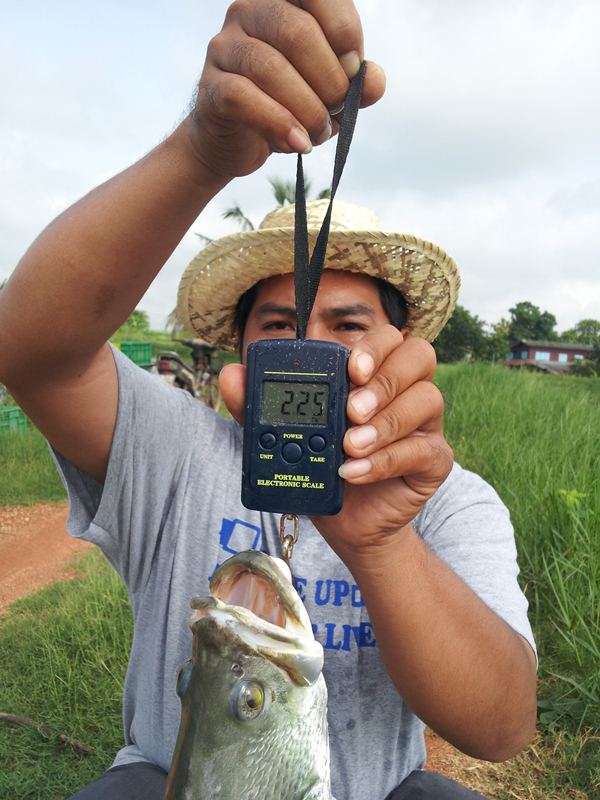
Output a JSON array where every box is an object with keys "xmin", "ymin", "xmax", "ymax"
[{"xmin": 177, "ymin": 228, "xmax": 460, "ymax": 350}]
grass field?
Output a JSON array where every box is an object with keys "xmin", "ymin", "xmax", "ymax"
[
  {"xmin": 0, "ymin": 427, "xmax": 66, "ymax": 505},
  {"xmin": 0, "ymin": 552, "xmax": 130, "ymax": 800},
  {"xmin": 1, "ymin": 363, "xmax": 599, "ymax": 798}
]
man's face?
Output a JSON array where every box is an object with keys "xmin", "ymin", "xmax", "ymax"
[{"xmin": 242, "ymin": 269, "xmax": 393, "ymax": 361}]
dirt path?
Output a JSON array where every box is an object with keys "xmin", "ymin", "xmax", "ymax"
[{"xmin": 0, "ymin": 502, "xmax": 92, "ymax": 614}]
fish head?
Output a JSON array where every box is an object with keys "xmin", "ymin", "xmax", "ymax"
[
  {"xmin": 166, "ymin": 551, "xmax": 330, "ymax": 799},
  {"xmin": 192, "ymin": 550, "xmax": 323, "ymax": 683}
]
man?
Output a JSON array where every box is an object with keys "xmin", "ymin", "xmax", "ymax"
[{"xmin": 0, "ymin": 2, "xmax": 537, "ymax": 798}]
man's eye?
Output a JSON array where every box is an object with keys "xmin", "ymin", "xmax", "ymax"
[
  {"xmin": 263, "ymin": 320, "xmax": 295, "ymax": 331},
  {"xmin": 335, "ymin": 322, "xmax": 368, "ymax": 332}
]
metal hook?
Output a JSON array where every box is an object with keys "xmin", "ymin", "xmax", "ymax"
[{"xmin": 279, "ymin": 513, "xmax": 299, "ymax": 565}]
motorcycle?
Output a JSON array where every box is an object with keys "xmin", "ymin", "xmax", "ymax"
[{"xmin": 157, "ymin": 339, "xmax": 223, "ymax": 411}]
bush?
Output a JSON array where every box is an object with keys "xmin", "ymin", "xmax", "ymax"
[{"xmin": 568, "ymin": 359, "xmax": 598, "ymax": 377}]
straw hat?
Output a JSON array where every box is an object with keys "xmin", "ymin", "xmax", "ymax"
[{"xmin": 177, "ymin": 200, "xmax": 460, "ymax": 350}]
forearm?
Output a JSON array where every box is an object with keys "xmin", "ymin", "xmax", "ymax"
[
  {"xmin": 0, "ymin": 116, "xmax": 227, "ymax": 385},
  {"xmin": 341, "ymin": 526, "xmax": 537, "ymax": 761}
]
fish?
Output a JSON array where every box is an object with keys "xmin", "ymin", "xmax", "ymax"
[{"xmin": 163, "ymin": 550, "xmax": 333, "ymax": 800}]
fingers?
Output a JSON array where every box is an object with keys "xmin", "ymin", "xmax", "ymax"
[
  {"xmin": 345, "ymin": 380, "xmax": 445, "ymax": 455},
  {"xmin": 208, "ymin": 35, "xmax": 333, "ymax": 147},
  {"xmin": 339, "ymin": 432, "xmax": 453, "ymax": 487},
  {"xmin": 219, "ymin": 363, "xmax": 246, "ymax": 424},
  {"xmin": 287, "ymin": 0, "xmax": 365, "ymax": 70},
  {"xmin": 347, "ymin": 331, "xmax": 438, "ymax": 424},
  {"xmin": 341, "ymin": 380, "xmax": 446, "ymax": 484},
  {"xmin": 232, "ymin": 1, "xmax": 351, "ymax": 112},
  {"xmin": 201, "ymin": 0, "xmax": 386, "ymax": 157},
  {"xmin": 199, "ymin": 63, "xmax": 315, "ymax": 155},
  {"xmin": 284, "ymin": 1, "xmax": 385, "ymax": 108},
  {"xmin": 341, "ymin": 331, "xmax": 450, "ymax": 486}
]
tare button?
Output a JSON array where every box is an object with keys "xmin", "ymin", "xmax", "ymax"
[{"xmin": 309, "ymin": 435, "xmax": 327, "ymax": 452}]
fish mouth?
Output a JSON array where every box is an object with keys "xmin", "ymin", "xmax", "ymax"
[{"xmin": 190, "ymin": 551, "xmax": 323, "ymax": 686}]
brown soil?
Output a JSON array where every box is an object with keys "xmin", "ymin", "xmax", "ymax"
[
  {"xmin": 0, "ymin": 502, "xmax": 92, "ymax": 614},
  {"xmin": 425, "ymin": 730, "xmax": 504, "ymax": 796}
]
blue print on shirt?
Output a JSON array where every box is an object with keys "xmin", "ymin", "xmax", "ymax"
[
  {"xmin": 210, "ymin": 517, "xmax": 264, "ymax": 578},
  {"xmin": 293, "ymin": 574, "xmax": 376, "ymax": 652},
  {"xmin": 219, "ymin": 517, "xmax": 262, "ymax": 555}
]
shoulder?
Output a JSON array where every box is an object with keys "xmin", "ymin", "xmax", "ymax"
[
  {"xmin": 417, "ymin": 462, "xmax": 513, "ymax": 544},
  {"xmin": 425, "ymin": 461, "xmax": 506, "ymax": 514}
]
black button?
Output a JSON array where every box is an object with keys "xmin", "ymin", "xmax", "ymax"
[
  {"xmin": 282, "ymin": 442, "xmax": 303, "ymax": 463},
  {"xmin": 309, "ymin": 435, "xmax": 326, "ymax": 452},
  {"xmin": 260, "ymin": 432, "xmax": 277, "ymax": 449}
]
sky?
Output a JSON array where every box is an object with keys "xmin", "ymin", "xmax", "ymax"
[{"xmin": 2, "ymin": 0, "xmax": 600, "ymax": 334}]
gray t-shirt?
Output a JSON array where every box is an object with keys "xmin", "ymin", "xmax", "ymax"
[{"xmin": 53, "ymin": 348, "xmax": 535, "ymax": 800}]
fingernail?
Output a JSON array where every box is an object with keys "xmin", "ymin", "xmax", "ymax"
[
  {"xmin": 314, "ymin": 119, "xmax": 332, "ymax": 146},
  {"xmin": 288, "ymin": 127, "xmax": 313, "ymax": 154},
  {"xmin": 356, "ymin": 352, "xmax": 374, "ymax": 378},
  {"xmin": 339, "ymin": 459, "xmax": 372, "ymax": 479},
  {"xmin": 348, "ymin": 425, "xmax": 377, "ymax": 450},
  {"xmin": 339, "ymin": 51, "xmax": 361, "ymax": 79},
  {"xmin": 350, "ymin": 389, "xmax": 378, "ymax": 418},
  {"xmin": 328, "ymin": 102, "xmax": 345, "ymax": 116}
]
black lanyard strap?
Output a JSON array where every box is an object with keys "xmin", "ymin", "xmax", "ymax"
[{"xmin": 294, "ymin": 61, "xmax": 367, "ymax": 340}]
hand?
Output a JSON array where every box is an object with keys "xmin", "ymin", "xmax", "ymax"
[
  {"xmin": 187, "ymin": 0, "xmax": 386, "ymax": 180},
  {"xmin": 313, "ymin": 329, "xmax": 454, "ymax": 555},
  {"xmin": 220, "ymin": 328, "xmax": 454, "ymax": 556}
]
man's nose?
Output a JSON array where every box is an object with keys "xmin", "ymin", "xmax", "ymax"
[{"xmin": 305, "ymin": 320, "xmax": 333, "ymax": 342}]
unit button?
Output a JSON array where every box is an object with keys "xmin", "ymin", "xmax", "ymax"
[
  {"xmin": 281, "ymin": 442, "xmax": 303, "ymax": 464},
  {"xmin": 309, "ymin": 435, "xmax": 327, "ymax": 452},
  {"xmin": 259, "ymin": 432, "xmax": 277, "ymax": 449}
]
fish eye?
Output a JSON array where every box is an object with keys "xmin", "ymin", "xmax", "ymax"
[{"xmin": 230, "ymin": 680, "xmax": 265, "ymax": 722}]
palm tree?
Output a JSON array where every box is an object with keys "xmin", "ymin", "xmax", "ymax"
[
  {"xmin": 221, "ymin": 204, "xmax": 255, "ymax": 232},
  {"xmin": 222, "ymin": 174, "xmax": 330, "ymax": 231}
]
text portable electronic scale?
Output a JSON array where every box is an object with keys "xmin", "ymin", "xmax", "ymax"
[{"xmin": 241, "ymin": 64, "xmax": 367, "ymax": 547}]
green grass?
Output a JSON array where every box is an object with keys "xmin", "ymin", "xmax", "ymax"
[
  {"xmin": 0, "ymin": 551, "xmax": 132, "ymax": 800},
  {"xmin": 435, "ymin": 364, "xmax": 600, "ymax": 740},
  {"xmin": 0, "ymin": 427, "xmax": 66, "ymax": 505},
  {"xmin": 0, "ymin": 364, "xmax": 599, "ymax": 797}
]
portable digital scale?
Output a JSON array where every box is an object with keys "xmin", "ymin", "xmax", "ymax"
[
  {"xmin": 241, "ymin": 338, "xmax": 349, "ymax": 515},
  {"xmin": 240, "ymin": 61, "xmax": 366, "ymax": 526}
]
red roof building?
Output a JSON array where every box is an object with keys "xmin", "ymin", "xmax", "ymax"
[{"xmin": 505, "ymin": 340, "xmax": 594, "ymax": 374}]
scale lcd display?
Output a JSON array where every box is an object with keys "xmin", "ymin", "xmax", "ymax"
[{"xmin": 261, "ymin": 381, "xmax": 329, "ymax": 426}]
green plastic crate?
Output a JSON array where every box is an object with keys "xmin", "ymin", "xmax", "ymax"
[
  {"xmin": 0, "ymin": 406, "xmax": 29, "ymax": 433},
  {"xmin": 119, "ymin": 341, "xmax": 153, "ymax": 367}
]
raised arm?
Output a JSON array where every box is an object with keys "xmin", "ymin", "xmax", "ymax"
[{"xmin": 0, "ymin": 0, "xmax": 385, "ymax": 481}]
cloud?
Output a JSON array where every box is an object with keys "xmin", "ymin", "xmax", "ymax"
[{"xmin": 1, "ymin": 0, "xmax": 599, "ymax": 333}]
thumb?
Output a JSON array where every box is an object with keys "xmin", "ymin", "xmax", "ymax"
[{"xmin": 219, "ymin": 363, "xmax": 246, "ymax": 424}]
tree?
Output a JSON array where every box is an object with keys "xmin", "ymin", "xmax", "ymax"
[
  {"xmin": 559, "ymin": 318, "xmax": 600, "ymax": 344},
  {"xmin": 116, "ymin": 309, "xmax": 151, "ymax": 336},
  {"xmin": 569, "ymin": 359, "xmax": 598, "ymax": 377},
  {"xmin": 433, "ymin": 305, "xmax": 487, "ymax": 363},
  {"xmin": 592, "ymin": 340, "xmax": 600, "ymax": 373},
  {"xmin": 483, "ymin": 317, "xmax": 511, "ymax": 362},
  {"xmin": 221, "ymin": 204, "xmax": 255, "ymax": 232},
  {"xmin": 508, "ymin": 301, "xmax": 557, "ymax": 343},
  {"xmin": 221, "ymin": 174, "xmax": 329, "ymax": 231}
]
